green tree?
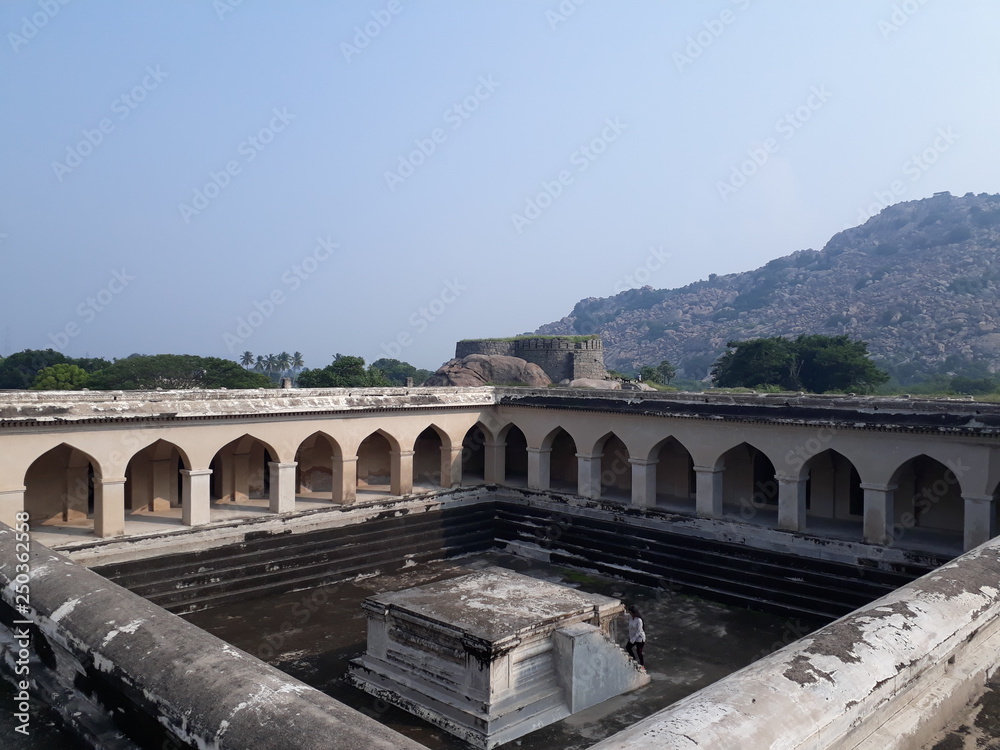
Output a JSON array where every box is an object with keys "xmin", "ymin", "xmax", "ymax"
[
  {"xmin": 639, "ymin": 365, "xmax": 659, "ymax": 383},
  {"xmin": 31, "ymin": 363, "xmax": 90, "ymax": 390},
  {"xmin": 0, "ymin": 349, "xmax": 109, "ymax": 389},
  {"xmin": 239, "ymin": 351, "xmax": 255, "ymax": 369},
  {"xmin": 276, "ymin": 351, "xmax": 291, "ymax": 378},
  {"xmin": 370, "ymin": 358, "xmax": 433, "ymax": 386},
  {"xmin": 711, "ymin": 335, "xmax": 888, "ymax": 393},
  {"xmin": 657, "ymin": 360, "xmax": 676, "ymax": 385},
  {"xmin": 297, "ymin": 354, "xmax": 391, "ymax": 388},
  {"xmin": 712, "ymin": 338, "xmax": 799, "ymax": 390},
  {"xmin": 291, "ymin": 351, "xmax": 305, "ymax": 384},
  {"xmin": 88, "ymin": 355, "xmax": 272, "ymax": 390}
]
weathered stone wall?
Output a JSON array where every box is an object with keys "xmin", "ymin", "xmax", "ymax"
[
  {"xmin": 0, "ymin": 523, "xmax": 426, "ymax": 750},
  {"xmin": 456, "ymin": 337, "xmax": 607, "ymax": 382},
  {"xmin": 589, "ymin": 535, "xmax": 1000, "ymax": 750}
]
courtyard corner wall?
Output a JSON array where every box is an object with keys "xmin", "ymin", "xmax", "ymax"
[
  {"xmin": 0, "ymin": 523, "xmax": 426, "ymax": 750},
  {"xmin": 589, "ymin": 536, "xmax": 1000, "ymax": 750},
  {"xmin": 456, "ymin": 337, "xmax": 607, "ymax": 381}
]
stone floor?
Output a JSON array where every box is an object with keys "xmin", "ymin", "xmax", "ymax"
[{"xmin": 184, "ymin": 551, "xmax": 815, "ymax": 750}]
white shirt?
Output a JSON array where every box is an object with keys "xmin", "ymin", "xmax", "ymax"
[{"xmin": 628, "ymin": 614, "xmax": 645, "ymax": 643}]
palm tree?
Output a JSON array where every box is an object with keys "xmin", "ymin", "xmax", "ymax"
[
  {"xmin": 239, "ymin": 351, "xmax": 254, "ymax": 369},
  {"xmin": 291, "ymin": 351, "xmax": 305, "ymax": 385},
  {"xmin": 265, "ymin": 354, "xmax": 277, "ymax": 380},
  {"xmin": 277, "ymin": 352, "xmax": 291, "ymax": 379},
  {"xmin": 254, "ymin": 355, "xmax": 266, "ymax": 373}
]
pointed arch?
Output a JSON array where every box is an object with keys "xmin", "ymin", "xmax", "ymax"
[
  {"xmin": 23, "ymin": 443, "xmax": 101, "ymax": 533},
  {"xmin": 719, "ymin": 442, "xmax": 777, "ymax": 524},
  {"xmin": 597, "ymin": 432, "xmax": 631, "ymax": 501},
  {"xmin": 500, "ymin": 423, "xmax": 528, "ymax": 487},
  {"xmin": 124, "ymin": 439, "xmax": 190, "ymax": 518},
  {"xmin": 650, "ymin": 436, "xmax": 696, "ymax": 510},
  {"xmin": 544, "ymin": 427, "xmax": 578, "ymax": 494},
  {"xmin": 413, "ymin": 425, "xmax": 446, "ymax": 489},
  {"xmin": 209, "ymin": 433, "xmax": 278, "ymax": 507},
  {"xmin": 357, "ymin": 429, "xmax": 395, "ymax": 496},
  {"xmin": 800, "ymin": 449, "xmax": 864, "ymax": 526},
  {"xmin": 294, "ymin": 432, "xmax": 344, "ymax": 498},
  {"xmin": 461, "ymin": 422, "xmax": 490, "ymax": 485},
  {"xmin": 889, "ymin": 454, "xmax": 964, "ymax": 539}
]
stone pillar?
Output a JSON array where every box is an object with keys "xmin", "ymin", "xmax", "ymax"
[
  {"xmin": 66, "ymin": 466, "xmax": 90, "ymax": 520},
  {"xmin": 484, "ymin": 440, "xmax": 505, "ymax": 484},
  {"xmin": 527, "ymin": 448, "xmax": 551, "ymax": 491},
  {"xmin": 332, "ymin": 456, "xmax": 358, "ymax": 504},
  {"xmin": 391, "ymin": 450, "xmax": 414, "ymax": 496},
  {"xmin": 269, "ymin": 462, "xmax": 297, "ymax": 514},
  {"xmin": 233, "ymin": 452, "xmax": 250, "ymax": 502},
  {"xmin": 963, "ymin": 494, "xmax": 996, "ymax": 551},
  {"xmin": 0, "ymin": 487, "xmax": 25, "ymax": 528},
  {"xmin": 95, "ymin": 477, "xmax": 127, "ymax": 538},
  {"xmin": 440, "ymin": 446, "xmax": 463, "ymax": 489},
  {"xmin": 694, "ymin": 465, "xmax": 724, "ymax": 518},
  {"xmin": 861, "ymin": 482, "xmax": 896, "ymax": 545},
  {"xmin": 629, "ymin": 459, "xmax": 657, "ymax": 508},
  {"xmin": 577, "ymin": 453, "xmax": 603, "ymax": 500},
  {"xmin": 152, "ymin": 458, "xmax": 174, "ymax": 509},
  {"xmin": 181, "ymin": 469, "xmax": 212, "ymax": 526},
  {"xmin": 776, "ymin": 474, "xmax": 808, "ymax": 532}
]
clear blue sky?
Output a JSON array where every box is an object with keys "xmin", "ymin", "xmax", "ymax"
[{"xmin": 2, "ymin": 1, "xmax": 998, "ymax": 371}]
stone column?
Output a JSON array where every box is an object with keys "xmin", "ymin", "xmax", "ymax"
[
  {"xmin": 776, "ymin": 474, "xmax": 808, "ymax": 532},
  {"xmin": 483, "ymin": 440, "xmax": 505, "ymax": 484},
  {"xmin": 963, "ymin": 494, "xmax": 996, "ymax": 551},
  {"xmin": 861, "ymin": 482, "xmax": 896, "ymax": 545},
  {"xmin": 391, "ymin": 450, "xmax": 414, "ymax": 496},
  {"xmin": 629, "ymin": 459, "xmax": 657, "ymax": 508},
  {"xmin": 268, "ymin": 462, "xmax": 297, "ymax": 513},
  {"xmin": 694, "ymin": 465, "xmax": 724, "ymax": 518},
  {"xmin": 0, "ymin": 487, "xmax": 25, "ymax": 528},
  {"xmin": 233, "ymin": 452, "xmax": 250, "ymax": 502},
  {"xmin": 527, "ymin": 447, "xmax": 551, "ymax": 491},
  {"xmin": 440, "ymin": 446, "xmax": 463, "ymax": 489},
  {"xmin": 181, "ymin": 469, "xmax": 212, "ymax": 526},
  {"xmin": 332, "ymin": 456, "xmax": 358, "ymax": 504},
  {"xmin": 95, "ymin": 477, "xmax": 127, "ymax": 538},
  {"xmin": 577, "ymin": 453, "xmax": 603, "ymax": 500}
]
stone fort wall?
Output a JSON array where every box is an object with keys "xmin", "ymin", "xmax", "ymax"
[{"xmin": 456, "ymin": 337, "xmax": 607, "ymax": 382}]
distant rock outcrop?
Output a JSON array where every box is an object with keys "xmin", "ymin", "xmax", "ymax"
[
  {"xmin": 534, "ymin": 192, "xmax": 1000, "ymax": 380},
  {"xmin": 423, "ymin": 355, "xmax": 552, "ymax": 387}
]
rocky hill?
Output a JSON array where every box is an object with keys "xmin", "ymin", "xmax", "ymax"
[{"xmin": 533, "ymin": 192, "xmax": 1000, "ymax": 381}]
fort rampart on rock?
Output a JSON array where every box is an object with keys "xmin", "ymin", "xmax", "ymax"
[{"xmin": 456, "ymin": 337, "xmax": 608, "ymax": 381}]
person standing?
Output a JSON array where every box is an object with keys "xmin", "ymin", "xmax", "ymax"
[{"xmin": 625, "ymin": 605, "xmax": 646, "ymax": 667}]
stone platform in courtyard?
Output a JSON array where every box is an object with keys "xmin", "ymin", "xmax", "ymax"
[{"xmin": 347, "ymin": 567, "xmax": 650, "ymax": 748}]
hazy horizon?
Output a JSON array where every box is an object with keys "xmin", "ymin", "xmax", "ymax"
[{"xmin": 2, "ymin": 1, "xmax": 998, "ymax": 370}]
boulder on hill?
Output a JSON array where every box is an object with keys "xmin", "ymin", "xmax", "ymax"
[{"xmin": 423, "ymin": 355, "xmax": 551, "ymax": 387}]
